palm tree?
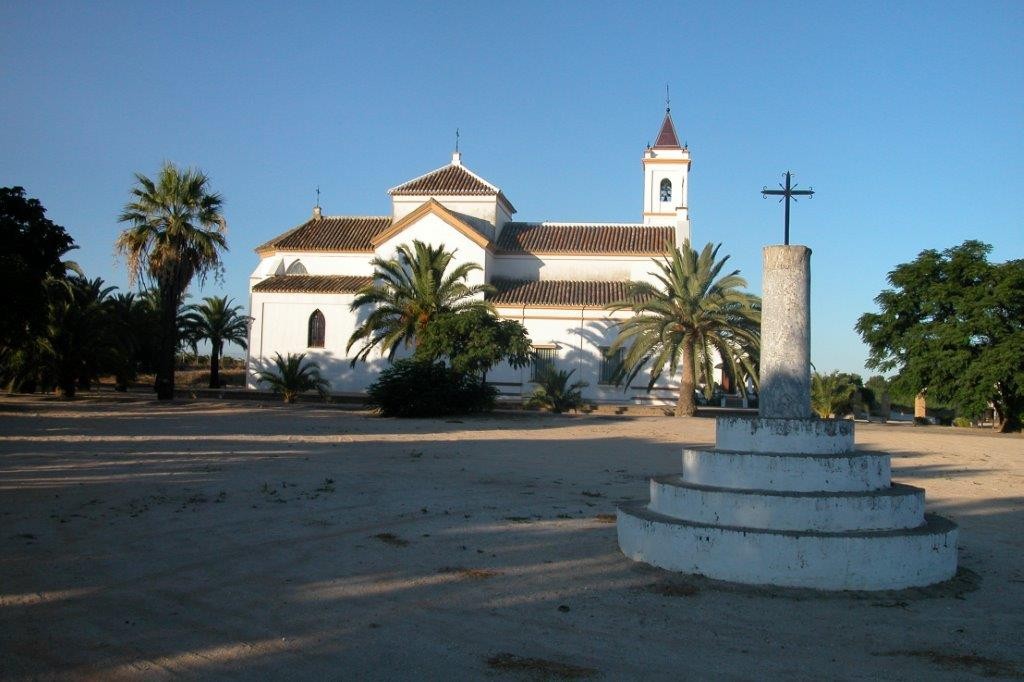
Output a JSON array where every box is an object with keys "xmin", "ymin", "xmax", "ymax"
[
  {"xmin": 107, "ymin": 292, "xmax": 146, "ymax": 391},
  {"xmin": 527, "ymin": 367, "xmax": 588, "ymax": 414},
  {"xmin": 256, "ymin": 352, "xmax": 330, "ymax": 403},
  {"xmin": 811, "ymin": 370, "xmax": 857, "ymax": 419},
  {"xmin": 607, "ymin": 241, "xmax": 761, "ymax": 417},
  {"xmin": 347, "ymin": 240, "xmax": 494, "ymax": 364},
  {"xmin": 116, "ymin": 163, "xmax": 226, "ymax": 399},
  {"xmin": 182, "ymin": 296, "xmax": 250, "ymax": 388},
  {"xmin": 43, "ymin": 277, "xmax": 116, "ymax": 398}
]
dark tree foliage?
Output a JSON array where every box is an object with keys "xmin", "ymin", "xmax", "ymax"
[
  {"xmin": 182, "ymin": 296, "xmax": 249, "ymax": 388},
  {"xmin": 367, "ymin": 358, "xmax": 497, "ymax": 417},
  {"xmin": 0, "ymin": 187, "xmax": 77, "ymax": 352},
  {"xmin": 414, "ymin": 309, "xmax": 531, "ymax": 378},
  {"xmin": 856, "ymin": 241, "xmax": 1024, "ymax": 432},
  {"xmin": 116, "ymin": 164, "xmax": 226, "ymax": 400}
]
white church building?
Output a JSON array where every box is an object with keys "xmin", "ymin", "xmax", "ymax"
[{"xmin": 246, "ymin": 110, "xmax": 704, "ymax": 404}]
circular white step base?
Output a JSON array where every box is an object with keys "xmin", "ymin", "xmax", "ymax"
[
  {"xmin": 682, "ymin": 448, "xmax": 891, "ymax": 492},
  {"xmin": 716, "ymin": 416, "xmax": 854, "ymax": 454},
  {"xmin": 649, "ymin": 475, "xmax": 925, "ymax": 532},
  {"xmin": 617, "ymin": 501, "xmax": 958, "ymax": 591}
]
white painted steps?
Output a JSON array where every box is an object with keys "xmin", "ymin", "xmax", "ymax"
[
  {"xmin": 682, "ymin": 447, "xmax": 891, "ymax": 492},
  {"xmin": 616, "ymin": 417, "xmax": 959, "ymax": 590},
  {"xmin": 648, "ymin": 476, "xmax": 926, "ymax": 532},
  {"xmin": 617, "ymin": 501, "xmax": 959, "ymax": 591}
]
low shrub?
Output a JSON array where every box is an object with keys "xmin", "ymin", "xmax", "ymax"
[
  {"xmin": 527, "ymin": 368, "xmax": 588, "ymax": 414},
  {"xmin": 952, "ymin": 416, "xmax": 973, "ymax": 428},
  {"xmin": 367, "ymin": 359, "xmax": 497, "ymax": 417}
]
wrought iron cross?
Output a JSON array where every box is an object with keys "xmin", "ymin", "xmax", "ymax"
[{"xmin": 762, "ymin": 171, "xmax": 814, "ymax": 245}]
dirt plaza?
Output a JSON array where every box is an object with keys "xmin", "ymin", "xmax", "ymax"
[{"xmin": 1, "ymin": 396, "xmax": 1022, "ymax": 680}]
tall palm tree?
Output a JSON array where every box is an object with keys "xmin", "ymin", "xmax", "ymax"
[
  {"xmin": 182, "ymin": 296, "xmax": 250, "ymax": 388},
  {"xmin": 347, "ymin": 240, "xmax": 494, "ymax": 364},
  {"xmin": 607, "ymin": 241, "xmax": 761, "ymax": 417},
  {"xmin": 116, "ymin": 163, "xmax": 226, "ymax": 399}
]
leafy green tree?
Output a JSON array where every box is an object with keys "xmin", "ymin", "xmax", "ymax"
[
  {"xmin": 43, "ymin": 277, "xmax": 116, "ymax": 398},
  {"xmin": 106, "ymin": 292, "xmax": 147, "ymax": 391},
  {"xmin": 527, "ymin": 367, "xmax": 588, "ymax": 414},
  {"xmin": 864, "ymin": 375, "xmax": 891, "ymax": 416},
  {"xmin": 256, "ymin": 352, "xmax": 329, "ymax": 403},
  {"xmin": 811, "ymin": 370, "xmax": 858, "ymax": 419},
  {"xmin": 347, "ymin": 240, "xmax": 493, "ymax": 364},
  {"xmin": 367, "ymin": 358, "xmax": 497, "ymax": 417},
  {"xmin": 182, "ymin": 296, "xmax": 250, "ymax": 388},
  {"xmin": 415, "ymin": 308, "xmax": 531, "ymax": 379},
  {"xmin": 0, "ymin": 187, "xmax": 78, "ymax": 372},
  {"xmin": 116, "ymin": 163, "xmax": 226, "ymax": 399},
  {"xmin": 607, "ymin": 242, "xmax": 761, "ymax": 417},
  {"xmin": 856, "ymin": 240, "xmax": 1024, "ymax": 432}
]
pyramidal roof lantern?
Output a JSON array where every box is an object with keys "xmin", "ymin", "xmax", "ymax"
[{"xmin": 653, "ymin": 108, "xmax": 682, "ymax": 149}]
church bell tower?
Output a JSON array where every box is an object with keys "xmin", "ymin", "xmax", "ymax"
[{"xmin": 642, "ymin": 108, "xmax": 691, "ymax": 245}]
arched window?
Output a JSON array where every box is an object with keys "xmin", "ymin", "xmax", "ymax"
[
  {"xmin": 660, "ymin": 178, "xmax": 672, "ymax": 203},
  {"xmin": 307, "ymin": 310, "xmax": 325, "ymax": 348},
  {"xmin": 286, "ymin": 259, "xmax": 307, "ymax": 275}
]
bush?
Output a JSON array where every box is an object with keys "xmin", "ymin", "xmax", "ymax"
[
  {"xmin": 952, "ymin": 416, "xmax": 973, "ymax": 428},
  {"xmin": 527, "ymin": 368, "xmax": 588, "ymax": 414},
  {"xmin": 367, "ymin": 359, "xmax": 497, "ymax": 417}
]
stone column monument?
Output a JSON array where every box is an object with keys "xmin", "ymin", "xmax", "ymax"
[
  {"xmin": 616, "ymin": 244, "xmax": 958, "ymax": 590},
  {"xmin": 759, "ymin": 246, "xmax": 811, "ymax": 419}
]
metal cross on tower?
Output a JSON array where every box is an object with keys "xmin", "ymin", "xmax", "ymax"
[{"xmin": 761, "ymin": 171, "xmax": 814, "ymax": 245}]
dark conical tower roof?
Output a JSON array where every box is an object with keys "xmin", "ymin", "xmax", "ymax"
[{"xmin": 653, "ymin": 110, "xmax": 682, "ymax": 148}]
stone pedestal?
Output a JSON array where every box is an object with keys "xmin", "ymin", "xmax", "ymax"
[
  {"xmin": 760, "ymin": 246, "xmax": 811, "ymax": 419},
  {"xmin": 616, "ymin": 244, "xmax": 958, "ymax": 590}
]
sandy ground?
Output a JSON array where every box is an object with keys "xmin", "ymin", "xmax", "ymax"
[{"xmin": 1, "ymin": 396, "xmax": 1022, "ymax": 681}]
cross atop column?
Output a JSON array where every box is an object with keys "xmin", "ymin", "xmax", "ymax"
[{"xmin": 762, "ymin": 171, "xmax": 814, "ymax": 245}]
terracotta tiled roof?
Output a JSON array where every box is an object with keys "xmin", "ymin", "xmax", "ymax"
[
  {"xmin": 496, "ymin": 223, "xmax": 673, "ymax": 255},
  {"xmin": 654, "ymin": 111, "xmax": 682, "ymax": 148},
  {"xmin": 252, "ymin": 275, "xmax": 372, "ymax": 294},
  {"xmin": 390, "ymin": 164, "xmax": 498, "ymax": 196},
  {"xmin": 488, "ymin": 279, "xmax": 635, "ymax": 307},
  {"xmin": 256, "ymin": 217, "xmax": 391, "ymax": 253}
]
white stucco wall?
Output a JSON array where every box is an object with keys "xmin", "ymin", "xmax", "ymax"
[
  {"xmin": 392, "ymin": 195, "xmax": 500, "ymax": 237},
  {"xmin": 252, "ymin": 252, "xmax": 376, "ymax": 280},
  {"xmin": 489, "ymin": 306, "xmax": 682, "ymax": 404},
  {"xmin": 373, "ymin": 213, "xmax": 489, "ymax": 289},
  {"xmin": 491, "ymin": 254, "xmax": 664, "ymax": 284},
  {"xmin": 247, "ymin": 291, "xmax": 389, "ymax": 393}
]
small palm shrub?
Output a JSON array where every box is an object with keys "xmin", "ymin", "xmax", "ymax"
[
  {"xmin": 256, "ymin": 352, "xmax": 330, "ymax": 403},
  {"xmin": 367, "ymin": 359, "xmax": 497, "ymax": 417},
  {"xmin": 811, "ymin": 370, "xmax": 857, "ymax": 419},
  {"xmin": 952, "ymin": 416, "xmax": 972, "ymax": 428},
  {"xmin": 527, "ymin": 368, "xmax": 588, "ymax": 414}
]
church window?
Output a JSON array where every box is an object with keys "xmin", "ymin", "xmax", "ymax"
[
  {"xmin": 286, "ymin": 259, "xmax": 308, "ymax": 275},
  {"xmin": 307, "ymin": 309, "xmax": 325, "ymax": 348},
  {"xmin": 660, "ymin": 179, "xmax": 672, "ymax": 203},
  {"xmin": 599, "ymin": 346, "xmax": 624, "ymax": 385},
  {"xmin": 530, "ymin": 347, "xmax": 557, "ymax": 382}
]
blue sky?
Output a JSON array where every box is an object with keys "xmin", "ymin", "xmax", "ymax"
[{"xmin": 2, "ymin": 1, "xmax": 1021, "ymax": 374}]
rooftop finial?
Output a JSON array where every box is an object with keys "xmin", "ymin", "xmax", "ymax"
[
  {"xmin": 666, "ymin": 84, "xmax": 671, "ymax": 113},
  {"xmin": 452, "ymin": 128, "xmax": 463, "ymax": 166},
  {"xmin": 312, "ymin": 186, "xmax": 323, "ymax": 219}
]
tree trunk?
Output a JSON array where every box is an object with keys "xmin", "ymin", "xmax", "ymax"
[
  {"xmin": 996, "ymin": 393, "xmax": 1022, "ymax": 433},
  {"xmin": 675, "ymin": 341, "xmax": 696, "ymax": 417},
  {"xmin": 155, "ymin": 283, "xmax": 179, "ymax": 400},
  {"xmin": 209, "ymin": 341, "xmax": 221, "ymax": 389},
  {"xmin": 57, "ymin": 382, "xmax": 76, "ymax": 399}
]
